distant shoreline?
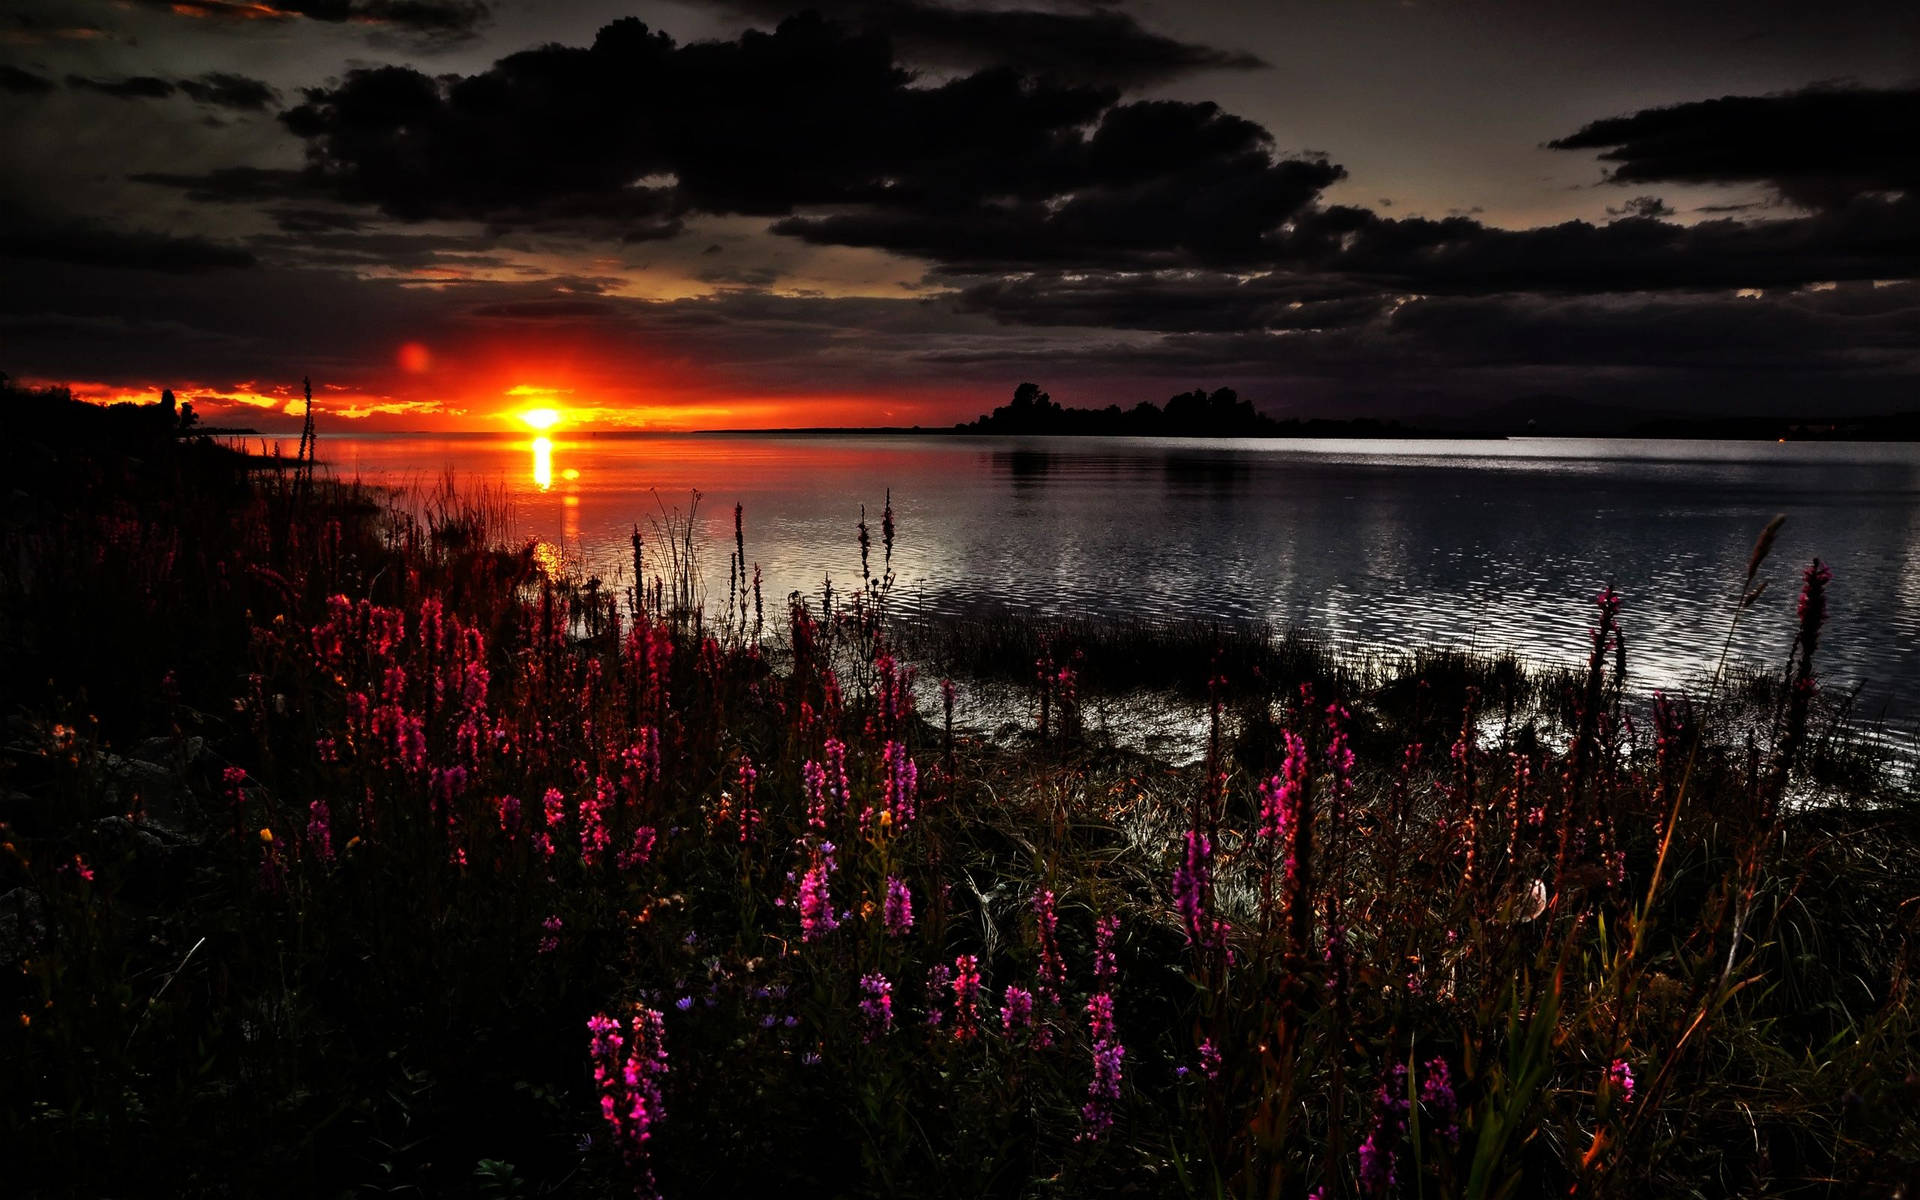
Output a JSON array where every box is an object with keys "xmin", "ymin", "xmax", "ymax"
[{"xmin": 305, "ymin": 424, "xmax": 1920, "ymax": 442}]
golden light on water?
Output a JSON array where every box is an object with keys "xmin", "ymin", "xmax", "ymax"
[{"xmin": 532, "ymin": 436, "xmax": 553, "ymax": 490}]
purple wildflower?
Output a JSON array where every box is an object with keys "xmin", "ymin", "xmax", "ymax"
[
  {"xmin": 1078, "ymin": 992, "xmax": 1125, "ymax": 1142},
  {"xmin": 307, "ymin": 797, "xmax": 333, "ymax": 864},
  {"xmin": 883, "ymin": 875, "xmax": 914, "ymax": 936},
  {"xmin": 1421, "ymin": 1056, "xmax": 1460, "ymax": 1147},
  {"xmin": 880, "ymin": 739, "xmax": 918, "ymax": 829},
  {"xmin": 858, "ymin": 972, "xmax": 894, "ymax": 1039},
  {"xmin": 1172, "ymin": 831, "xmax": 1229, "ymax": 951},
  {"xmin": 924, "ymin": 963, "xmax": 952, "ymax": 1027},
  {"xmin": 1358, "ymin": 1064, "xmax": 1410, "ymax": 1196},
  {"xmin": 1198, "ymin": 1038, "xmax": 1221, "ymax": 1082},
  {"xmin": 1093, "ymin": 914, "xmax": 1119, "ymax": 981},
  {"xmin": 802, "ymin": 759, "xmax": 830, "ymax": 831}
]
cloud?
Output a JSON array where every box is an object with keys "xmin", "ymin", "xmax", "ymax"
[
  {"xmin": 64, "ymin": 71, "xmax": 278, "ymax": 108},
  {"xmin": 14, "ymin": 7, "xmax": 1920, "ymax": 427},
  {"xmin": 270, "ymin": 16, "xmax": 1334, "ymax": 267},
  {"xmin": 178, "ymin": 72, "xmax": 279, "ymax": 110},
  {"xmin": 123, "ymin": 0, "xmax": 489, "ymax": 40},
  {"xmin": 466, "ymin": 298, "xmax": 618, "ymax": 319},
  {"xmin": 955, "ymin": 271, "xmax": 1381, "ymax": 332},
  {"xmin": 715, "ymin": 0, "xmax": 1265, "ymax": 88},
  {"xmin": 129, "ymin": 166, "xmax": 309, "ymax": 203},
  {"xmin": 0, "ymin": 219, "xmax": 256, "ymax": 272},
  {"xmin": 1605, "ymin": 196, "xmax": 1675, "ymax": 219},
  {"xmin": 265, "ymin": 24, "xmax": 1914, "ymax": 292},
  {"xmin": 67, "ymin": 74, "xmax": 177, "ymax": 99},
  {"xmin": 6, "ymin": 243, "xmax": 1917, "ymax": 427},
  {"xmin": 0, "ymin": 64, "xmax": 54, "ymax": 94},
  {"xmin": 0, "ymin": 13, "xmax": 108, "ymax": 46},
  {"xmin": 1547, "ymin": 84, "xmax": 1920, "ymax": 211}
]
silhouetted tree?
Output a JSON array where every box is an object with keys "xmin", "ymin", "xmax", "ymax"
[{"xmin": 961, "ymin": 381, "xmax": 1282, "ymax": 436}]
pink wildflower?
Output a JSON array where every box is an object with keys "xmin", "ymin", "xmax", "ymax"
[
  {"xmin": 950, "ymin": 954, "xmax": 982, "ymax": 1041},
  {"xmin": 798, "ymin": 841, "xmax": 840, "ymax": 941},
  {"xmin": 1608, "ymin": 1057, "xmax": 1635, "ymax": 1105},
  {"xmin": 587, "ymin": 1007, "xmax": 669, "ymax": 1194},
  {"xmin": 1000, "ymin": 985, "xmax": 1034, "ymax": 1033}
]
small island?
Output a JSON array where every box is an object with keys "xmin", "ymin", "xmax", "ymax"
[{"xmin": 956, "ymin": 382, "xmax": 1476, "ymax": 438}]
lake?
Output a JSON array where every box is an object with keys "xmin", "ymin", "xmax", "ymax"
[{"xmin": 314, "ymin": 431, "xmax": 1920, "ymax": 724}]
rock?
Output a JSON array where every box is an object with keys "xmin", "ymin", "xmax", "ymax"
[
  {"xmin": 0, "ymin": 887, "xmax": 46, "ymax": 962},
  {"xmin": 128, "ymin": 735, "xmax": 207, "ymax": 768}
]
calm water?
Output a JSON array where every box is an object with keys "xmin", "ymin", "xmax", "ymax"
[{"xmin": 318, "ymin": 432, "xmax": 1920, "ymax": 720}]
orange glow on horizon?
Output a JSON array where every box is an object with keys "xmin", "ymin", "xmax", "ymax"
[{"xmin": 29, "ymin": 373, "xmax": 985, "ymax": 433}]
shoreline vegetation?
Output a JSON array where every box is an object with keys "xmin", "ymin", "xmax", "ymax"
[{"xmin": 3, "ymin": 378, "xmax": 1919, "ymax": 1197}]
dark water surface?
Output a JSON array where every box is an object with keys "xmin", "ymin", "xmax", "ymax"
[{"xmin": 319, "ymin": 432, "xmax": 1920, "ymax": 720}]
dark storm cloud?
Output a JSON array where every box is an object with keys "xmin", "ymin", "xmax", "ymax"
[
  {"xmin": 715, "ymin": 0, "xmax": 1265, "ymax": 87},
  {"xmin": 1290, "ymin": 196, "xmax": 1920, "ymax": 292},
  {"xmin": 955, "ymin": 271, "xmax": 1383, "ymax": 332},
  {"xmin": 1548, "ymin": 85, "xmax": 1920, "ymax": 211},
  {"xmin": 1605, "ymin": 196, "xmax": 1675, "ymax": 219},
  {"xmin": 5, "ymin": 239, "xmax": 1916, "ymax": 422},
  {"xmin": 953, "ymin": 188, "xmax": 1920, "ymax": 334},
  {"xmin": 129, "ymin": 166, "xmax": 310, "ymax": 204},
  {"xmin": 925, "ymin": 282, "xmax": 1920, "ymax": 416},
  {"xmin": 65, "ymin": 71, "xmax": 279, "ymax": 108},
  {"xmin": 268, "ymin": 207, "xmax": 371, "ymax": 234},
  {"xmin": 261, "ymin": 24, "xmax": 1918, "ymax": 291},
  {"xmin": 269, "ymin": 16, "xmax": 1333, "ymax": 264},
  {"xmin": 0, "ymin": 11, "xmax": 108, "ymax": 45},
  {"xmin": 0, "ymin": 254, "xmax": 998, "ymax": 405},
  {"xmin": 67, "ymin": 73, "xmax": 177, "ymax": 99},
  {"xmin": 178, "ymin": 72, "xmax": 280, "ymax": 110},
  {"xmin": 0, "ymin": 221, "xmax": 255, "ymax": 272},
  {"xmin": 126, "ymin": 0, "xmax": 489, "ymax": 39},
  {"xmin": 772, "ymin": 103, "xmax": 1344, "ymax": 269},
  {"xmin": 466, "ymin": 298, "xmax": 620, "ymax": 319},
  {"xmin": 0, "ymin": 65, "xmax": 54, "ymax": 94}
]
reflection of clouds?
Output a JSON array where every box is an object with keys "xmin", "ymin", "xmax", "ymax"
[{"xmin": 325, "ymin": 432, "xmax": 1920, "ymax": 717}]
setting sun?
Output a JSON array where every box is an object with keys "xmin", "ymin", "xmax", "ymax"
[{"xmin": 519, "ymin": 407, "xmax": 562, "ymax": 431}]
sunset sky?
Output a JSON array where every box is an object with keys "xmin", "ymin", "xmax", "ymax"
[{"xmin": 2, "ymin": 0, "xmax": 1916, "ymax": 431}]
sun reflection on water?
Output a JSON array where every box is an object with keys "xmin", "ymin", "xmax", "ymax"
[
  {"xmin": 532, "ymin": 436, "xmax": 553, "ymax": 490},
  {"xmin": 530, "ymin": 540, "xmax": 563, "ymax": 578}
]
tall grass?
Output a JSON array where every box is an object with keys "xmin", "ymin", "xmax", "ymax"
[{"xmin": 0, "ymin": 442, "xmax": 1914, "ymax": 1198}]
